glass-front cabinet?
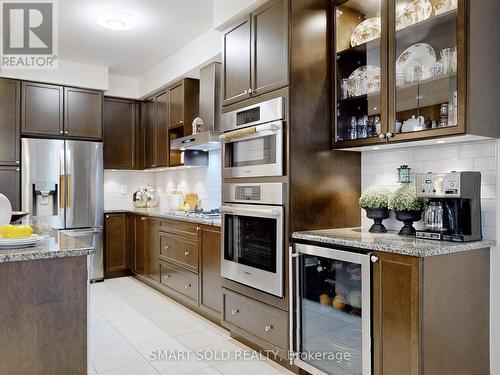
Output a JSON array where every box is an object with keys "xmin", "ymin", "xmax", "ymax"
[{"xmin": 333, "ymin": 0, "xmax": 465, "ymax": 148}]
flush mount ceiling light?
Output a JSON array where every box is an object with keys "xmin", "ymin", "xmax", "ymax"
[{"xmin": 96, "ymin": 11, "xmax": 135, "ymax": 31}]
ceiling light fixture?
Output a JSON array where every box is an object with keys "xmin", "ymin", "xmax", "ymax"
[{"xmin": 96, "ymin": 11, "xmax": 135, "ymax": 31}]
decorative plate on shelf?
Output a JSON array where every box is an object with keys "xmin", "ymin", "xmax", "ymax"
[
  {"xmin": 396, "ymin": 43, "xmax": 436, "ymax": 82},
  {"xmin": 396, "ymin": 0, "xmax": 432, "ymax": 30},
  {"xmin": 350, "ymin": 18, "xmax": 381, "ymax": 47},
  {"xmin": 433, "ymin": 0, "xmax": 457, "ymax": 15},
  {"xmin": 348, "ymin": 65, "xmax": 381, "ymax": 97}
]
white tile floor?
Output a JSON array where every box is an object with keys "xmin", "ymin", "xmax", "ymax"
[{"xmin": 89, "ymin": 277, "xmax": 294, "ymax": 375}]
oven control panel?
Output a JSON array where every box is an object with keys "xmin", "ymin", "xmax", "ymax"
[
  {"xmin": 236, "ymin": 186, "xmax": 261, "ymax": 201},
  {"xmin": 222, "ymin": 183, "xmax": 285, "ymax": 205}
]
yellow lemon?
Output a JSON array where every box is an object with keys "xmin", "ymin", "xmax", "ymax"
[{"xmin": 0, "ymin": 224, "xmax": 33, "ymax": 238}]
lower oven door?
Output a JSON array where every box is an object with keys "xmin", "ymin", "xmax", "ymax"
[
  {"xmin": 290, "ymin": 244, "xmax": 372, "ymax": 375},
  {"xmin": 221, "ymin": 203, "xmax": 284, "ymax": 297},
  {"xmin": 221, "ymin": 121, "xmax": 283, "ymax": 178}
]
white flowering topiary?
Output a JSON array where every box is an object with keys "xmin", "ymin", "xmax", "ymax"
[
  {"xmin": 388, "ymin": 184, "xmax": 424, "ymax": 211},
  {"xmin": 359, "ymin": 186, "xmax": 391, "ymax": 209}
]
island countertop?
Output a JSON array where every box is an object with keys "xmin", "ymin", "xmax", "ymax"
[
  {"xmin": 0, "ymin": 225, "xmax": 95, "ymax": 263},
  {"xmin": 105, "ymin": 208, "xmax": 222, "ymax": 227},
  {"xmin": 292, "ymin": 227, "xmax": 495, "ymax": 257}
]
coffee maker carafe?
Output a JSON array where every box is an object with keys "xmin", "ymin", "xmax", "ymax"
[{"xmin": 416, "ymin": 172, "xmax": 481, "ymax": 242}]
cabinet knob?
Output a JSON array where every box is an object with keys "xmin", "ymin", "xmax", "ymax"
[
  {"xmin": 248, "ymin": 88, "xmax": 253, "ymax": 94},
  {"xmin": 164, "ymin": 245, "xmax": 170, "ymax": 250},
  {"xmin": 196, "ymin": 226, "xmax": 200, "ymax": 231},
  {"xmin": 264, "ymin": 324, "xmax": 273, "ymax": 332},
  {"xmin": 165, "ymin": 274, "xmax": 171, "ymax": 279},
  {"xmin": 16, "ymin": 160, "xmax": 19, "ymax": 164},
  {"xmin": 371, "ymin": 255, "xmax": 379, "ymax": 263},
  {"xmin": 378, "ymin": 133, "xmax": 386, "ymax": 139},
  {"xmin": 231, "ymin": 309, "xmax": 239, "ymax": 315},
  {"xmin": 386, "ymin": 132, "xmax": 394, "ymax": 138},
  {"xmin": 184, "ymin": 283, "xmax": 191, "ymax": 289},
  {"xmin": 184, "ymin": 251, "xmax": 190, "ymax": 256},
  {"xmin": 106, "ymin": 215, "xmax": 109, "ymax": 219},
  {"xmin": 64, "ymin": 131, "xmax": 68, "ymax": 134},
  {"xmin": 243, "ymin": 89, "xmax": 248, "ymax": 95},
  {"xmin": 141, "ymin": 217, "xmax": 147, "ymax": 221},
  {"xmin": 59, "ymin": 130, "xmax": 63, "ymax": 134},
  {"xmin": 180, "ymin": 120, "xmax": 183, "ymax": 124}
]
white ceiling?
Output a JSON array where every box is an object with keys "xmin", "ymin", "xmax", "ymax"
[{"xmin": 59, "ymin": 0, "xmax": 214, "ymax": 76}]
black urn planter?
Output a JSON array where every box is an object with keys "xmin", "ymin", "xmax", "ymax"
[
  {"xmin": 395, "ymin": 210, "xmax": 422, "ymax": 236},
  {"xmin": 364, "ymin": 208, "xmax": 390, "ymax": 233}
]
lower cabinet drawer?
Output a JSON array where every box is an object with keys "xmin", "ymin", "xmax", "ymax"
[
  {"xmin": 160, "ymin": 261, "xmax": 198, "ymax": 302},
  {"xmin": 159, "ymin": 232, "xmax": 199, "ymax": 272},
  {"xmin": 223, "ymin": 289, "xmax": 288, "ymax": 350}
]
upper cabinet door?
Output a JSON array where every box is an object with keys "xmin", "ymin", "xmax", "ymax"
[
  {"xmin": 223, "ymin": 16, "xmax": 252, "ymax": 106},
  {"xmin": 169, "ymin": 83, "xmax": 184, "ymax": 128},
  {"xmin": 144, "ymin": 99, "xmax": 157, "ymax": 169},
  {"xmin": 21, "ymin": 81, "xmax": 63, "ymax": 136},
  {"xmin": 0, "ymin": 79, "xmax": 20, "ymax": 165},
  {"xmin": 103, "ymin": 98, "xmax": 138, "ymax": 170},
  {"xmin": 252, "ymin": 0, "xmax": 289, "ymax": 96},
  {"xmin": 156, "ymin": 91, "xmax": 169, "ymax": 168},
  {"xmin": 388, "ymin": 0, "xmax": 464, "ymax": 142},
  {"xmin": 333, "ymin": 0, "xmax": 388, "ymax": 147},
  {"xmin": 64, "ymin": 87, "xmax": 103, "ymax": 139}
]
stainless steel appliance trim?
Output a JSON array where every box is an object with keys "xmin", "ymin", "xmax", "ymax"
[
  {"xmin": 293, "ymin": 243, "xmax": 372, "ymax": 375},
  {"xmin": 220, "ymin": 123, "xmax": 281, "ymax": 142},
  {"xmin": 222, "ymin": 182, "xmax": 286, "ymax": 205},
  {"xmin": 222, "ymin": 121, "xmax": 283, "ymax": 179},
  {"xmin": 221, "ymin": 203, "xmax": 284, "ymax": 297},
  {"xmin": 61, "ymin": 227, "xmax": 103, "ymax": 281},
  {"xmin": 220, "ymin": 97, "xmax": 285, "ymax": 132},
  {"xmin": 288, "ymin": 246, "xmax": 295, "ymax": 364}
]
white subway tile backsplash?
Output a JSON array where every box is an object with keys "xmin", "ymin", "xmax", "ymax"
[{"xmin": 361, "ymin": 139, "xmax": 497, "ymax": 241}]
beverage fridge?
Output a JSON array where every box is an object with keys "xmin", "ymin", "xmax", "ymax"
[{"xmin": 21, "ymin": 138, "xmax": 104, "ymax": 281}]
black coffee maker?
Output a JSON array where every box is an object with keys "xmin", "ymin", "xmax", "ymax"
[{"xmin": 416, "ymin": 172, "xmax": 481, "ymax": 242}]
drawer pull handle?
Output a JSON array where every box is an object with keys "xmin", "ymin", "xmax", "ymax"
[
  {"xmin": 184, "ymin": 251, "xmax": 190, "ymax": 256},
  {"xmin": 264, "ymin": 324, "xmax": 273, "ymax": 332},
  {"xmin": 184, "ymin": 283, "xmax": 191, "ymax": 289},
  {"xmin": 231, "ymin": 309, "xmax": 239, "ymax": 315}
]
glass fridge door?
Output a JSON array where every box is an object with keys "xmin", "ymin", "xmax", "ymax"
[{"xmin": 294, "ymin": 245, "xmax": 371, "ymax": 375}]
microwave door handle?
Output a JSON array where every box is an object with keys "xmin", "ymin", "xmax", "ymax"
[{"xmin": 221, "ymin": 205, "xmax": 281, "ymax": 217}]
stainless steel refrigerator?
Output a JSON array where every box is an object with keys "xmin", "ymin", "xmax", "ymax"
[{"xmin": 22, "ymin": 138, "xmax": 104, "ymax": 281}]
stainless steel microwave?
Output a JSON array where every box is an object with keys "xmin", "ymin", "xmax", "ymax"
[{"xmin": 220, "ymin": 97, "xmax": 285, "ymax": 179}]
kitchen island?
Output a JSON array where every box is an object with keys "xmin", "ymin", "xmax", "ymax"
[
  {"xmin": 0, "ymin": 227, "xmax": 95, "ymax": 375},
  {"xmin": 292, "ymin": 228, "xmax": 493, "ymax": 375}
]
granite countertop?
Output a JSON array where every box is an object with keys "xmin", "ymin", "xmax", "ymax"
[
  {"xmin": 0, "ymin": 224, "xmax": 95, "ymax": 263},
  {"xmin": 292, "ymin": 227, "xmax": 495, "ymax": 257},
  {"xmin": 105, "ymin": 208, "xmax": 222, "ymax": 227}
]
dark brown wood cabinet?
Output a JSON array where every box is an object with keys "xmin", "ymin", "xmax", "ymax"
[
  {"xmin": 145, "ymin": 217, "xmax": 160, "ymax": 282},
  {"xmin": 64, "ymin": 87, "xmax": 102, "ymax": 139},
  {"xmin": 143, "ymin": 98, "xmax": 157, "ymax": 169},
  {"xmin": 104, "ymin": 214, "xmax": 127, "ymax": 274},
  {"xmin": 199, "ymin": 226, "xmax": 222, "ymax": 317},
  {"xmin": 372, "ymin": 249, "xmax": 490, "ymax": 375},
  {"xmin": 21, "ymin": 81, "xmax": 64, "ymax": 136},
  {"xmin": 156, "ymin": 91, "xmax": 169, "ymax": 167},
  {"xmin": 0, "ymin": 79, "xmax": 20, "ymax": 166},
  {"xmin": 222, "ymin": 16, "xmax": 252, "ymax": 106},
  {"xmin": 168, "ymin": 78, "xmax": 199, "ymax": 133},
  {"xmin": 0, "ymin": 166, "xmax": 20, "ymax": 211},
  {"xmin": 222, "ymin": 0, "xmax": 289, "ymax": 106},
  {"xmin": 103, "ymin": 97, "xmax": 141, "ymax": 169},
  {"xmin": 133, "ymin": 216, "xmax": 147, "ymax": 276}
]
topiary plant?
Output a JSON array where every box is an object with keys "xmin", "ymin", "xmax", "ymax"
[
  {"xmin": 359, "ymin": 186, "xmax": 391, "ymax": 209},
  {"xmin": 388, "ymin": 184, "xmax": 424, "ymax": 212}
]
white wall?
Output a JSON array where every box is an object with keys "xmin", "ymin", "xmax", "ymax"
[
  {"xmin": 212, "ymin": 0, "xmax": 267, "ymax": 30},
  {"xmin": 360, "ymin": 139, "xmax": 499, "ymax": 373},
  {"xmin": 103, "ymin": 151, "xmax": 221, "ymax": 211},
  {"xmin": 105, "ymin": 74, "xmax": 140, "ymax": 99},
  {"xmin": 0, "ymin": 59, "xmax": 109, "ymax": 90}
]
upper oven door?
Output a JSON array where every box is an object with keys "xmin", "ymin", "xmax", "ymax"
[
  {"xmin": 221, "ymin": 203, "xmax": 284, "ymax": 297},
  {"xmin": 221, "ymin": 121, "xmax": 284, "ymax": 178}
]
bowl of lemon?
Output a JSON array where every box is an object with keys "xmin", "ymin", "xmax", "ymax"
[{"xmin": 0, "ymin": 224, "xmax": 44, "ymax": 249}]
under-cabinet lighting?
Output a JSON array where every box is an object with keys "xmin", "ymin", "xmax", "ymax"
[
  {"xmin": 436, "ymin": 140, "xmax": 446, "ymax": 144},
  {"xmin": 372, "ymin": 147, "xmax": 380, "ymax": 150}
]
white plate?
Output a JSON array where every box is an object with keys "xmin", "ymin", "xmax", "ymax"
[
  {"xmin": 0, "ymin": 235, "xmax": 45, "ymax": 249},
  {"xmin": 396, "ymin": 0, "xmax": 432, "ymax": 30},
  {"xmin": 348, "ymin": 65, "xmax": 381, "ymax": 97},
  {"xmin": 350, "ymin": 18, "xmax": 381, "ymax": 47},
  {"xmin": 434, "ymin": 0, "xmax": 457, "ymax": 15},
  {"xmin": 396, "ymin": 43, "xmax": 436, "ymax": 81}
]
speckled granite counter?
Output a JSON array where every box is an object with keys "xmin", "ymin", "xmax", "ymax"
[
  {"xmin": 105, "ymin": 208, "xmax": 222, "ymax": 227},
  {"xmin": 292, "ymin": 227, "xmax": 494, "ymax": 257},
  {"xmin": 0, "ymin": 225, "xmax": 95, "ymax": 263}
]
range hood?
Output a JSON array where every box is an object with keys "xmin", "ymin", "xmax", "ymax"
[{"xmin": 171, "ymin": 62, "xmax": 222, "ymax": 151}]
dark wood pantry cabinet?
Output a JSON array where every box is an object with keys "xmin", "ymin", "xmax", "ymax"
[
  {"xmin": 103, "ymin": 97, "xmax": 141, "ymax": 170},
  {"xmin": 222, "ymin": 0, "xmax": 289, "ymax": 106}
]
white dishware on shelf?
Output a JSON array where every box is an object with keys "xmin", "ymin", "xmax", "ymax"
[
  {"xmin": 401, "ymin": 115, "xmax": 425, "ymax": 132},
  {"xmin": 0, "ymin": 234, "xmax": 45, "ymax": 249},
  {"xmin": 396, "ymin": 43, "xmax": 436, "ymax": 83},
  {"xmin": 433, "ymin": 0, "xmax": 457, "ymax": 15},
  {"xmin": 348, "ymin": 65, "xmax": 381, "ymax": 97},
  {"xmin": 350, "ymin": 17, "xmax": 381, "ymax": 47},
  {"xmin": 0, "ymin": 193, "xmax": 12, "ymax": 226},
  {"xmin": 396, "ymin": 0, "xmax": 432, "ymax": 30}
]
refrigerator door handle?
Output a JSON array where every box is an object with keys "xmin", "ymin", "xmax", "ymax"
[{"xmin": 59, "ymin": 147, "xmax": 66, "ymax": 225}]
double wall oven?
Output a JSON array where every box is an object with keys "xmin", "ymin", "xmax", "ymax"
[{"xmin": 220, "ymin": 97, "xmax": 286, "ymax": 298}]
